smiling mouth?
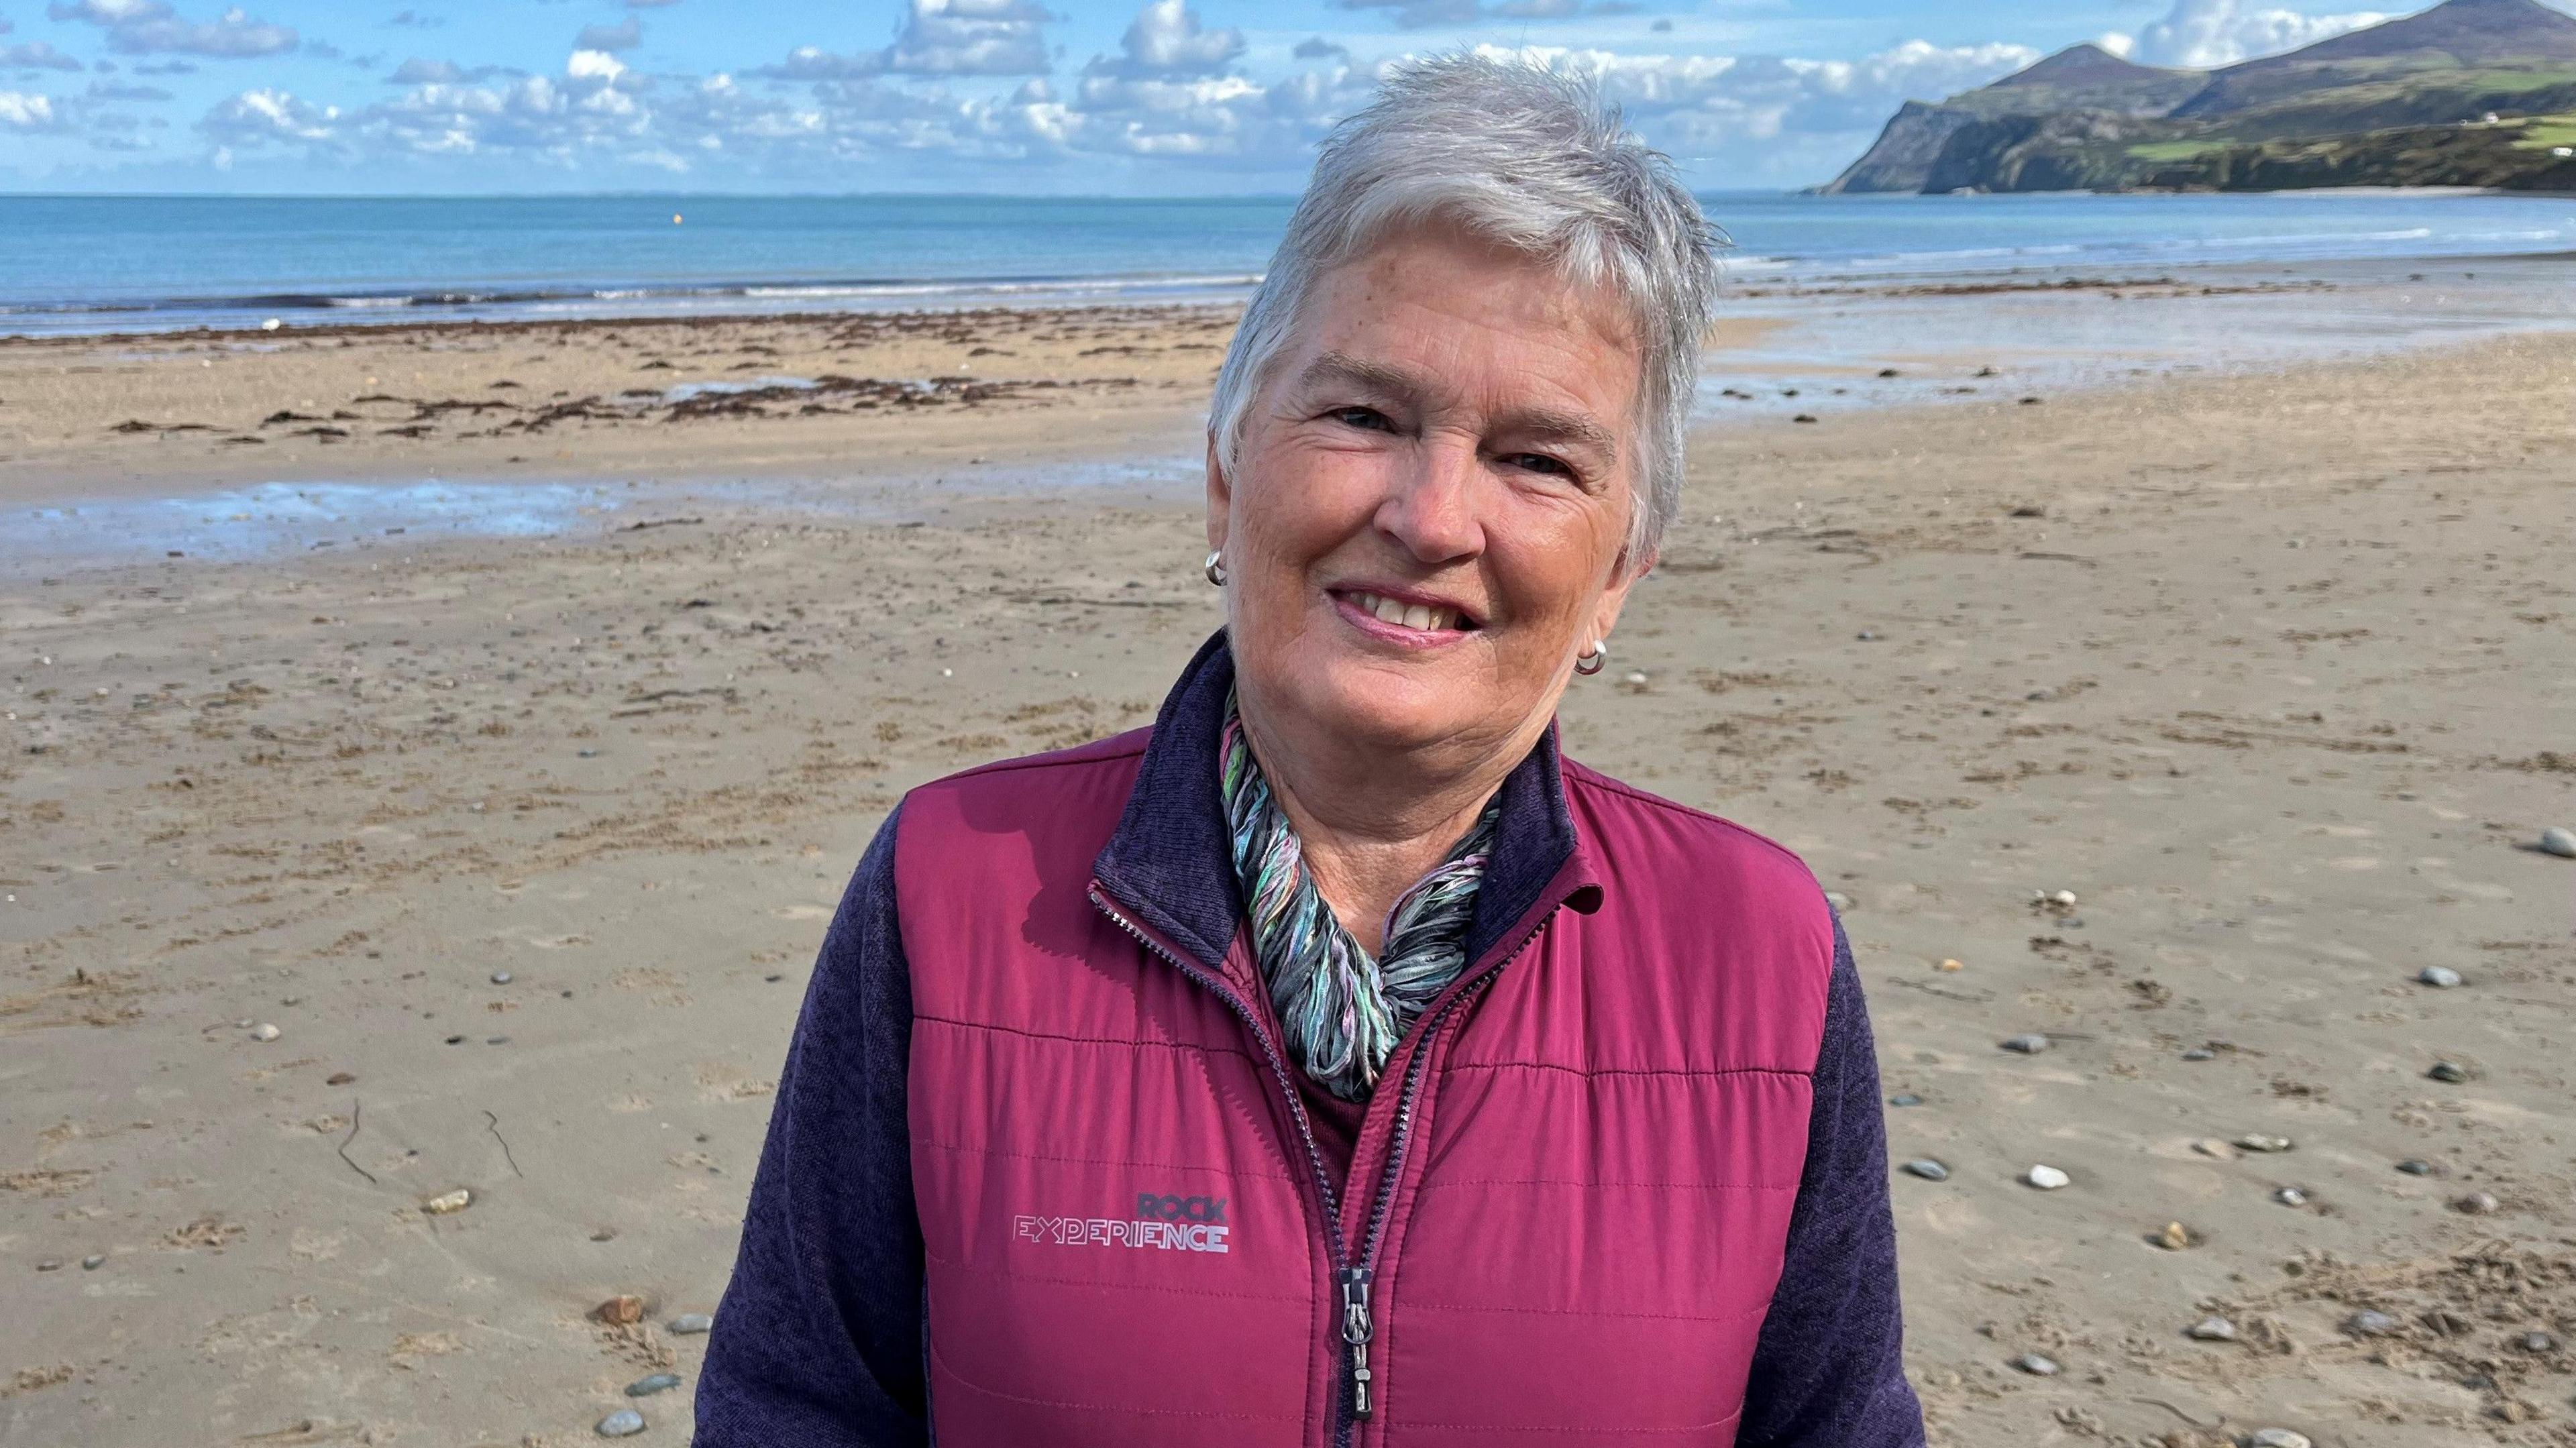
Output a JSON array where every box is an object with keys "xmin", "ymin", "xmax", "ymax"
[{"xmin": 1339, "ymin": 589, "xmax": 1479, "ymax": 634}]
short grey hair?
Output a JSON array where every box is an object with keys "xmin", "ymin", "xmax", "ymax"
[{"xmin": 1209, "ymin": 53, "xmax": 1722, "ymax": 563}]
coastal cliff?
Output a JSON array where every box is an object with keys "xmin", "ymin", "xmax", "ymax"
[{"xmin": 1823, "ymin": 0, "xmax": 2576, "ymax": 193}]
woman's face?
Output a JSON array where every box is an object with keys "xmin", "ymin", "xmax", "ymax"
[{"xmin": 1210, "ymin": 226, "xmax": 1646, "ymax": 767}]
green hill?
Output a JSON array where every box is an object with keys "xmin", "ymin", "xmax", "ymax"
[{"xmin": 1822, "ymin": 0, "xmax": 2576, "ymax": 193}]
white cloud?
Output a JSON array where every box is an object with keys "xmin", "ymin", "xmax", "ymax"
[
  {"xmin": 47, "ymin": 0, "xmax": 299, "ymax": 58},
  {"xmin": 0, "ymin": 89, "xmax": 62, "ymax": 127},
  {"xmin": 2123, "ymin": 0, "xmax": 2387, "ymax": 68},
  {"xmin": 199, "ymin": 85, "xmax": 337, "ymax": 141},
  {"xmin": 1094, "ymin": 0, "xmax": 1242, "ymax": 80},
  {"xmin": 567, "ymin": 49, "xmax": 627, "ymax": 81},
  {"xmin": 750, "ymin": 0, "xmax": 1054, "ymax": 81}
]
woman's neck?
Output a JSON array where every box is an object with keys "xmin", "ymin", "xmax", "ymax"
[{"xmin": 1234, "ymin": 689, "xmax": 1531, "ymax": 956}]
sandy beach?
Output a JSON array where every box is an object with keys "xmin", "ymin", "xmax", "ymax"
[{"xmin": 4, "ymin": 300, "xmax": 2574, "ymax": 1447}]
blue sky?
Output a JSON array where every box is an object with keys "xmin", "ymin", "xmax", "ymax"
[{"xmin": 0, "ymin": 0, "xmax": 2552, "ymax": 192}]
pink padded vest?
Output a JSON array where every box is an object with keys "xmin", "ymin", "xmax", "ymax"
[{"xmin": 892, "ymin": 728, "xmax": 1833, "ymax": 1446}]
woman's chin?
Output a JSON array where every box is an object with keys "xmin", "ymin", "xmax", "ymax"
[{"xmin": 1277, "ymin": 655, "xmax": 1502, "ymax": 753}]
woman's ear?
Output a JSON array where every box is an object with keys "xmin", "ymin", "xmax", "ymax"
[{"xmin": 1204, "ymin": 433, "xmax": 1232, "ymax": 555}]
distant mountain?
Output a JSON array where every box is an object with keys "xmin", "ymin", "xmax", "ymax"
[{"xmin": 1821, "ymin": 0, "xmax": 2576, "ymax": 194}]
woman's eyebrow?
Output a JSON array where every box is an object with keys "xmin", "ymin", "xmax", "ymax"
[{"xmin": 1296, "ymin": 350, "xmax": 1422, "ymax": 400}]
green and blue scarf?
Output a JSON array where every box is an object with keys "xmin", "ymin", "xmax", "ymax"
[{"xmin": 1220, "ymin": 693, "xmax": 1500, "ymax": 1101}]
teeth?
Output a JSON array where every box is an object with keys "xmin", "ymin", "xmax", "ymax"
[{"xmin": 1352, "ymin": 592, "xmax": 1460, "ymax": 632}]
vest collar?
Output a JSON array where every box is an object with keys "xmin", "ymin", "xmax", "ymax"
[{"xmin": 1093, "ymin": 630, "xmax": 1595, "ymax": 977}]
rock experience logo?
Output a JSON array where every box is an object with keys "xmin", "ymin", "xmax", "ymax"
[{"xmin": 1013, "ymin": 1190, "xmax": 1230, "ymax": 1254}]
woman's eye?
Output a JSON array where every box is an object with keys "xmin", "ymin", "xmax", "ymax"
[
  {"xmin": 1329, "ymin": 406, "xmax": 1392, "ymax": 432},
  {"xmin": 1503, "ymin": 452, "xmax": 1572, "ymax": 478}
]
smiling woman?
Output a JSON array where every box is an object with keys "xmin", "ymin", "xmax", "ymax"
[{"xmin": 696, "ymin": 53, "xmax": 1926, "ymax": 1448}]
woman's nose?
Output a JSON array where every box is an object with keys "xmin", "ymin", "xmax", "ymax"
[{"xmin": 1375, "ymin": 431, "xmax": 1483, "ymax": 565}]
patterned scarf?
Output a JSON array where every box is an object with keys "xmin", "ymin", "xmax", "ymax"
[{"xmin": 1220, "ymin": 693, "xmax": 1501, "ymax": 1101}]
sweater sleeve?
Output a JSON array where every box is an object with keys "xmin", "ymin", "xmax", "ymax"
[
  {"xmin": 694, "ymin": 805, "xmax": 930, "ymax": 1448},
  {"xmin": 1734, "ymin": 911, "xmax": 1927, "ymax": 1448}
]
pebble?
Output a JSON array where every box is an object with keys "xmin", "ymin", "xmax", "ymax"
[
  {"xmin": 2050, "ymin": 889, "xmax": 2077, "ymax": 907},
  {"xmin": 2011, "ymin": 1353, "xmax": 2059, "ymax": 1376},
  {"xmin": 2024, "ymin": 1164, "xmax": 2071, "ymax": 1190},
  {"xmin": 2416, "ymin": 965, "xmax": 2462, "ymax": 989},
  {"xmin": 2273, "ymin": 1186, "xmax": 2308, "ymax": 1207},
  {"xmin": 491, "ymin": 970, "xmax": 513, "ymax": 985},
  {"xmin": 1823, "ymin": 891, "xmax": 1854, "ymax": 912},
  {"xmin": 625, "ymin": 1372, "xmax": 683, "ymax": 1397},
  {"xmin": 2191, "ymin": 1138, "xmax": 2236, "ymax": 1159},
  {"xmin": 1936, "ymin": 957, "xmax": 1965, "ymax": 972},
  {"xmin": 2155, "ymin": 1221, "xmax": 2194, "ymax": 1250},
  {"xmin": 2181, "ymin": 1047, "xmax": 2215, "ymax": 1061},
  {"xmin": 2249, "ymin": 1431, "xmax": 2312, "ymax": 1448},
  {"xmin": 36, "ymin": 1259, "xmax": 62, "ymax": 1272},
  {"xmin": 2346, "ymin": 1309, "xmax": 2401, "ymax": 1337},
  {"xmin": 593, "ymin": 1294, "xmax": 647, "ymax": 1325},
  {"xmin": 1888, "ymin": 1093, "xmax": 1924, "ymax": 1107},
  {"xmin": 2538, "ymin": 826, "xmax": 2576, "ymax": 858},
  {"xmin": 421, "ymin": 1188, "xmax": 472, "ymax": 1215},
  {"xmin": 2237, "ymin": 1133, "xmax": 2294, "ymax": 1154},
  {"xmin": 2396, "ymin": 1158, "xmax": 2436, "ymax": 1176},
  {"xmin": 82, "ymin": 1254, "xmax": 104, "ymax": 1270},
  {"xmin": 1902, "ymin": 1159, "xmax": 1950, "ymax": 1182},
  {"xmin": 2516, "ymin": 1330, "xmax": 2557, "ymax": 1352},
  {"xmin": 2454, "ymin": 1190, "xmax": 2501, "ymax": 1215},
  {"xmin": 668, "ymin": 1312, "xmax": 714, "ymax": 1335},
  {"xmin": 596, "ymin": 1408, "xmax": 646, "ymax": 1437},
  {"xmin": 2426, "ymin": 1060, "xmax": 2469, "ymax": 1084},
  {"xmin": 2186, "ymin": 1316, "xmax": 2237, "ymax": 1341},
  {"xmin": 326, "ymin": 1072, "xmax": 356, "ymax": 1085},
  {"xmin": 251, "ymin": 1023, "xmax": 280, "ymax": 1042},
  {"xmin": 2000, "ymin": 1033, "xmax": 2050, "ymax": 1054}
]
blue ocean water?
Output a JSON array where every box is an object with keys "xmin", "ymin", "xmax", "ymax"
[{"xmin": 5, "ymin": 189, "xmax": 2575, "ymax": 336}]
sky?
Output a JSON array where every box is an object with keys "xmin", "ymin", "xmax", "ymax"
[{"xmin": 0, "ymin": 0, "xmax": 2558, "ymax": 193}]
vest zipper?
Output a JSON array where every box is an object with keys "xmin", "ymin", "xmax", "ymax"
[
  {"xmin": 1093, "ymin": 879, "xmax": 1570, "ymax": 1447},
  {"xmin": 1086, "ymin": 885, "xmax": 1360, "ymax": 1407},
  {"xmin": 1334, "ymin": 898, "xmax": 1562, "ymax": 1441}
]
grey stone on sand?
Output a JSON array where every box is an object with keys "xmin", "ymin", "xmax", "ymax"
[
  {"xmin": 2236, "ymin": 1133, "xmax": 2293, "ymax": 1153},
  {"xmin": 2454, "ymin": 1190, "xmax": 2501, "ymax": 1215},
  {"xmin": 82, "ymin": 1254, "xmax": 103, "ymax": 1270},
  {"xmin": 1999, "ymin": 1033, "xmax": 2049, "ymax": 1054},
  {"xmin": 2539, "ymin": 826, "xmax": 2576, "ymax": 858},
  {"xmin": 2249, "ymin": 1432, "xmax": 2313, "ymax": 1448},
  {"xmin": 2273, "ymin": 1186, "xmax": 2308, "ymax": 1207},
  {"xmin": 2416, "ymin": 965, "xmax": 2461, "ymax": 989},
  {"xmin": 2023, "ymin": 1164, "xmax": 2071, "ymax": 1190},
  {"xmin": 1901, "ymin": 1159, "xmax": 1949, "ymax": 1182},
  {"xmin": 625, "ymin": 1372, "xmax": 682, "ymax": 1397},
  {"xmin": 2186, "ymin": 1317, "xmax": 2236, "ymax": 1341},
  {"xmin": 492, "ymin": 970, "xmax": 513, "ymax": 985},
  {"xmin": 668, "ymin": 1312, "xmax": 713, "ymax": 1335},
  {"xmin": 251, "ymin": 1023, "xmax": 280, "ymax": 1042},
  {"xmin": 596, "ymin": 1408, "xmax": 646, "ymax": 1437},
  {"xmin": 1888, "ymin": 1093, "xmax": 1923, "ymax": 1107},
  {"xmin": 2010, "ymin": 1353, "xmax": 2059, "ymax": 1376},
  {"xmin": 2181, "ymin": 1047, "xmax": 2214, "ymax": 1060},
  {"xmin": 2426, "ymin": 1060, "xmax": 2469, "ymax": 1084},
  {"xmin": 2516, "ymin": 1330, "xmax": 2557, "ymax": 1352},
  {"xmin": 2396, "ymin": 1158, "xmax": 2435, "ymax": 1176},
  {"xmin": 2346, "ymin": 1309, "xmax": 2400, "ymax": 1337},
  {"xmin": 1823, "ymin": 891, "xmax": 1854, "ymax": 912}
]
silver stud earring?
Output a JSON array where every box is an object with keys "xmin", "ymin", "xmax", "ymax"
[
  {"xmin": 1203, "ymin": 551, "xmax": 1227, "ymax": 588},
  {"xmin": 1574, "ymin": 640, "xmax": 1609, "ymax": 675}
]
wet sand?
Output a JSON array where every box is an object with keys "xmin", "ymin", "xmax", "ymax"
[{"xmin": 3, "ymin": 309, "xmax": 2573, "ymax": 1447}]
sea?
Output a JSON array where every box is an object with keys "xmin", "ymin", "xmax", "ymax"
[{"xmin": 5, "ymin": 189, "xmax": 2576, "ymax": 337}]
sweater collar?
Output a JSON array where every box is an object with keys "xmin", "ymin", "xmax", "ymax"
[{"xmin": 1093, "ymin": 630, "xmax": 1585, "ymax": 975}]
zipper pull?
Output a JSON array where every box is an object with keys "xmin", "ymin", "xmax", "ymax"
[{"xmin": 1338, "ymin": 1266, "xmax": 1375, "ymax": 1418}]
